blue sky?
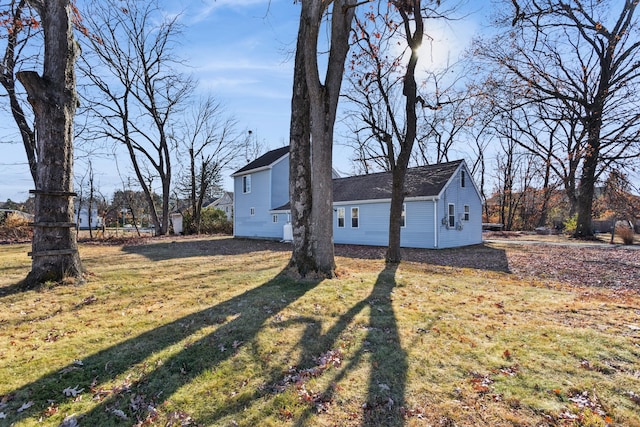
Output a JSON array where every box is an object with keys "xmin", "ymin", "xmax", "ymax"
[{"xmin": 0, "ymin": 0, "xmax": 483, "ymax": 202}]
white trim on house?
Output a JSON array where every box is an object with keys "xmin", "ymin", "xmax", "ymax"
[{"xmin": 231, "ymin": 165, "xmax": 269, "ymax": 177}]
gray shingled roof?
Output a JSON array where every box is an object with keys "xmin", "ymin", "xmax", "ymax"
[
  {"xmin": 272, "ymin": 159, "xmax": 463, "ymax": 211},
  {"xmin": 333, "ymin": 160, "xmax": 463, "ymax": 201},
  {"xmin": 232, "ymin": 145, "xmax": 289, "ymax": 176}
]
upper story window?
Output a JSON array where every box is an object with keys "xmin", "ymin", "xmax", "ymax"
[
  {"xmin": 351, "ymin": 207, "xmax": 359, "ymax": 228},
  {"xmin": 461, "ymin": 170, "xmax": 466, "ymax": 188},
  {"xmin": 337, "ymin": 207, "xmax": 345, "ymax": 228},
  {"xmin": 243, "ymin": 175, "xmax": 252, "ymax": 193}
]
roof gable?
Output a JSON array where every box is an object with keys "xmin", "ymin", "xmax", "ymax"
[{"xmin": 232, "ymin": 146, "xmax": 289, "ymax": 176}]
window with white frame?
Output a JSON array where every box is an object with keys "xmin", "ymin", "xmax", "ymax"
[
  {"xmin": 242, "ymin": 175, "xmax": 252, "ymax": 193},
  {"xmin": 448, "ymin": 203, "xmax": 455, "ymax": 227},
  {"xmin": 337, "ymin": 207, "xmax": 345, "ymax": 228},
  {"xmin": 272, "ymin": 214, "xmax": 278, "ymax": 223},
  {"xmin": 463, "ymin": 205, "xmax": 470, "ymax": 221},
  {"xmin": 351, "ymin": 207, "xmax": 359, "ymax": 228},
  {"xmin": 250, "ymin": 207, "xmax": 255, "ymax": 216},
  {"xmin": 401, "ymin": 203, "xmax": 406, "ymax": 227}
]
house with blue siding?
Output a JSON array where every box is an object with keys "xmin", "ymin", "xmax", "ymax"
[{"xmin": 232, "ymin": 146, "xmax": 483, "ymax": 249}]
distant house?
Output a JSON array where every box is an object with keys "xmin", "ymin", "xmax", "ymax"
[
  {"xmin": 204, "ymin": 191, "xmax": 234, "ymax": 220},
  {"xmin": 231, "ymin": 146, "xmax": 483, "ymax": 249},
  {"xmin": 74, "ymin": 206, "xmax": 103, "ymax": 230}
]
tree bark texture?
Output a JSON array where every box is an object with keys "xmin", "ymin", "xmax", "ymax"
[
  {"xmin": 302, "ymin": 0, "xmax": 356, "ymax": 277},
  {"xmin": 288, "ymin": 8, "xmax": 316, "ymax": 276},
  {"xmin": 17, "ymin": 0, "xmax": 83, "ymax": 287}
]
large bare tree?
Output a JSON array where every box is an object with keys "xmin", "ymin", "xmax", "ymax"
[
  {"xmin": 385, "ymin": 0, "xmax": 425, "ymax": 263},
  {"xmin": 16, "ymin": 0, "xmax": 83, "ymax": 286},
  {"xmin": 288, "ymin": 0, "xmax": 357, "ymax": 277},
  {"xmin": 343, "ymin": 0, "xmax": 454, "ymax": 262},
  {"xmin": 78, "ymin": 0, "xmax": 193, "ymax": 235},
  {"xmin": 478, "ymin": 0, "xmax": 640, "ymax": 237},
  {"xmin": 175, "ymin": 96, "xmax": 242, "ymax": 234}
]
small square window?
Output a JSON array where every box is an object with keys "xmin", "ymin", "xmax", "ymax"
[
  {"xmin": 272, "ymin": 214, "xmax": 278, "ymax": 223},
  {"xmin": 250, "ymin": 207, "xmax": 255, "ymax": 216}
]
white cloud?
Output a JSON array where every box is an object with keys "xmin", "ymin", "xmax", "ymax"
[{"xmin": 188, "ymin": 0, "xmax": 275, "ymax": 23}]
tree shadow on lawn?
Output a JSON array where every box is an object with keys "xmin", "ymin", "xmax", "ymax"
[
  {"xmin": 120, "ymin": 236, "xmax": 292, "ymax": 261},
  {"xmin": 187, "ymin": 263, "xmax": 408, "ymax": 426},
  {"xmin": 3, "ymin": 263, "xmax": 410, "ymax": 426},
  {"xmin": 121, "ymin": 236, "xmax": 510, "ymax": 274},
  {"xmin": 0, "ymin": 282, "xmax": 27, "ymax": 298},
  {"xmin": 290, "ymin": 263, "xmax": 408, "ymax": 427},
  {"xmin": 334, "ymin": 243, "xmax": 511, "ymax": 273},
  {"xmin": 2, "ymin": 270, "xmax": 321, "ymax": 425}
]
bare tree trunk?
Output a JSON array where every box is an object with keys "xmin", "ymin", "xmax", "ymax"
[
  {"xmin": 189, "ymin": 148, "xmax": 199, "ymax": 233},
  {"xmin": 86, "ymin": 160, "xmax": 96, "ymax": 240},
  {"xmin": 288, "ymin": 9, "xmax": 316, "ymax": 276},
  {"xmin": 386, "ymin": 0, "xmax": 423, "ymax": 264},
  {"xmin": 574, "ymin": 115, "xmax": 602, "ymax": 238},
  {"xmin": 301, "ymin": 0, "xmax": 356, "ymax": 277},
  {"xmin": 17, "ymin": 0, "xmax": 83, "ymax": 287}
]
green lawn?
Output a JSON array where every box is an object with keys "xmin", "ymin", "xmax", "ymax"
[{"xmin": 1, "ymin": 236, "xmax": 639, "ymax": 426}]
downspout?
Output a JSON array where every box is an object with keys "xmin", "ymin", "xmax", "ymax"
[
  {"xmin": 433, "ymin": 199, "xmax": 438, "ymax": 248},
  {"xmin": 233, "ymin": 179, "xmax": 237, "ymax": 237}
]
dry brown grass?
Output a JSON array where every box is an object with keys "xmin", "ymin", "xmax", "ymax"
[{"xmin": 0, "ymin": 236, "xmax": 639, "ymax": 426}]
